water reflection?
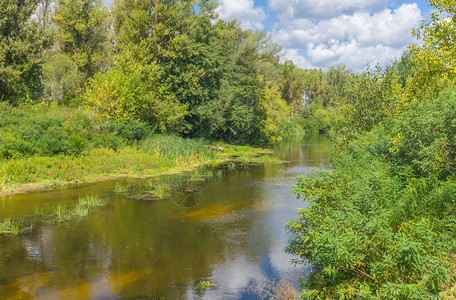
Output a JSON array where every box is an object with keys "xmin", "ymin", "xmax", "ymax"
[{"xmin": 0, "ymin": 135, "xmax": 331, "ymax": 299}]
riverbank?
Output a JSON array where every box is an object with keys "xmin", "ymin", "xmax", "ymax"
[{"xmin": 0, "ymin": 135, "xmax": 281, "ymax": 196}]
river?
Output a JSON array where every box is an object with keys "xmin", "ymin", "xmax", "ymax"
[{"xmin": 0, "ymin": 135, "xmax": 331, "ymax": 299}]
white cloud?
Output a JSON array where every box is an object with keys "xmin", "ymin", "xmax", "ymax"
[
  {"xmin": 273, "ymin": 3, "xmax": 422, "ymax": 71},
  {"xmin": 269, "ymin": 0, "xmax": 388, "ymax": 20},
  {"xmin": 217, "ymin": 0, "xmax": 266, "ymax": 30},
  {"xmin": 280, "ymin": 49, "xmax": 315, "ymax": 69}
]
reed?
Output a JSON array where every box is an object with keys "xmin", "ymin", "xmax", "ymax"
[
  {"xmin": 54, "ymin": 204, "xmax": 67, "ymax": 220},
  {"xmin": 78, "ymin": 195, "xmax": 105, "ymax": 207},
  {"xmin": 0, "ymin": 218, "xmax": 20, "ymax": 236},
  {"xmin": 114, "ymin": 183, "xmax": 129, "ymax": 193}
]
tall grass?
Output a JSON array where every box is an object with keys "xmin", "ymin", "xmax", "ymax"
[
  {"xmin": 54, "ymin": 195, "xmax": 105, "ymax": 221},
  {"xmin": 141, "ymin": 135, "xmax": 215, "ymax": 161},
  {"xmin": 0, "ymin": 218, "xmax": 20, "ymax": 236},
  {"xmin": 1, "ymin": 196, "xmax": 107, "ymax": 238},
  {"xmin": 54, "ymin": 204, "xmax": 67, "ymax": 220}
]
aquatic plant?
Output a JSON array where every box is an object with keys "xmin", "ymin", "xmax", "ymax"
[
  {"xmin": 196, "ymin": 280, "xmax": 217, "ymax": 291},
  {"xmin": 54, "ymin": 204, "xmax": 67, "ymax": 220},
  {"xmin": 141, "ymin": 134, "xmax": 215, "ymax": 161},
  {"xmin": 78, "ymin": 195, "xmax": 104, "ymax": 207},
  {"xmin": 0, "ymin": 218, "xmax": 20, "ymax": 236},
  {"xmin": 71, "ymin": 204, "xmax": 89, "ymax": 218},
  {"xmin": 53, "ymin": 196, "xmax": 105, "ymax": 222},
  {"xmin": 114, "ymin": 183, "xmax": 129, "ymax": 193}
]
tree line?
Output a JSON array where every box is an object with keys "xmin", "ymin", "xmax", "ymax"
[{"xmin": 1, "ymin": 0, "xmax": 318, "ymax": 144}]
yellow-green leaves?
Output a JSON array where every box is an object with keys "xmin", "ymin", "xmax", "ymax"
[
  {"xmin": 405, "ymin": 0, "xmax": 456, "ymax": 102},
  {"xmin": 84, "ymin": 61, "xmax": 187, "ymax": 133}
]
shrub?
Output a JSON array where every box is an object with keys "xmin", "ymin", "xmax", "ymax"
[{"xmin": 287, "ymin": 87, "xmax": 456, "ymax": 299}]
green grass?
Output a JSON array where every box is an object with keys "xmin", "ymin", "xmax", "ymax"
[
  {"xmin": 78, "ymin": 195, "xmax": 105, "ymax": 207},
  {"xmin": 0, "ymin": 218, "xmax": 20, "ymax": 236},
  {"xmin": 114, "ymin": 183, "xmax": 129, "ymax": 193},
  {"xmin": 53, "ymin": 196, "xmax": 105, "ymax": 222},
  {"xmin": 1, "ymin": 195, "xmax": 106, "ymax": 239},
  {"xmin": 54, "ymin": 204, "xmax": 67, "ymax": 220},
  {"xmin": 1, "ymin": 133, "xmax": 280, "ymax": 194},
  {"xmin": 196, "ymin": 280, "xmax": 217, "ymax": 291}
]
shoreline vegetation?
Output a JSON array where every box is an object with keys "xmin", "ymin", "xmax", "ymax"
[
  {"xmin": 0, "ymin": 133, "xmax": 283, "ymax": 197},
  {"xmin": 285, "ymin": 1, "xmax": 456, "ymax": 298},
  {"xmin": 0, "ymin": 195, "xmax": 106, "ymax": 238}
]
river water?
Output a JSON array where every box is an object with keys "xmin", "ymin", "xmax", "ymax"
[{"xmin": 0, "ymin": 135, "xmax": 330, "ymax": 299}]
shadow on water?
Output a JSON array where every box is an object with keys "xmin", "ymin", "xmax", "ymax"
[{"xmin": 0, "ymin": 135, "xmax": 331, "ymax": 299}]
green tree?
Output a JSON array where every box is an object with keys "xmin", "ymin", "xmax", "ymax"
[
  {"xmin": 0, "ymin": 0, "xmax": 43, "ymax": 104},
  {"xmin": 42, "ymin": 53, "xmax": 82, "ymax": 103},
  {"xmin": 405, "ymin": 0, "xmax": 456, "ymax": 101},
  {"xmin": 280, "ymin": 62, "xmax": 305, "ymax": 117},
  {"xmin": 84, "ymin": 53, "xmax": 187, "ymax": 132},
  {"xmin": 255, "ymin": 86, "xmax": 290, "ymax": 143},
  {"xmin": 53, "ymin": 0, "xmax": 109, "ymax": 80},
  {"xmin": 287, "ymin": 87, "xmax": 456, "ymax": 299}
]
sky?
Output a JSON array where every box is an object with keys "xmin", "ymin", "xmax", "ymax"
[
  {"xmin": 104, "ymin": 0, "xmax": 433, "ymax": 71},
  {"xmin": 216, "ymin": 0, "xmax": 433, "ymax": 71}
]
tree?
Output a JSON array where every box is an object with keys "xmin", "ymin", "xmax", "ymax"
[
  {"xmin": 42, "ymin": 53, "xmax": 82, "ymax": 103},
  {"xmin": 0, "ymin": 0, "xmax": 43, "ymax": 104},
  {"xmin": 83, "ymin": 53, "xmax": 187, "ymax": 132},
  {"xmin": 287, "ymin": 87, "xmax": 456, "ymax": 299},
  {"xmin": 53, "ymin": 0, "xmax": 109, "ymax": 80},
  {"xmin": 255, "ymin": 85, "xmax": 290, "ymax": 143},
  {"xmin": 405, "ymin": 0, "xmax": 456, "ymax": 101},
  {"xmin": 280, "ymin": 61, "xmax": 306, "ymax": 117}
]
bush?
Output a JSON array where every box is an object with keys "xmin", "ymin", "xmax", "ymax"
[
  {"xmin": 287, "ymin": 87, "xmax": 456, "ymax": 299},
  {"xmin": 0, "ymin": 104, "xmax": 153, "ymax": 159},
  {"xmin": 83, "ymin": 62, "xmax": 187, "ymax": 132},
  {"xmin": 115, "ymin": 119, "xmax": 151, "ymax": 142}
]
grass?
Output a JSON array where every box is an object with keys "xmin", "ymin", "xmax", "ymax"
[
  {"xmin": 114, "ymin": 183, "xmax": 129, "ymax": 193},
  {"xmin": 1, "ymin": 195, "xmax": 106, "ymax": 239},
  {"xmin": 196, "ymin": 280, "xmax": 217, "ymax": 291},
  {"xmin": 0, "ymin": 218, "xmax": 20, "ymax": 236},
  {"xmin": 54, "ymin": 204, "xmax": 67, "ymax": 220},
  {"xmin": 0, "ymin": 135, "xmax": 280, "ymax": 195},
  {"xmin": 54, "ymin": 195, "xmax": 105, "ymax": 222}
]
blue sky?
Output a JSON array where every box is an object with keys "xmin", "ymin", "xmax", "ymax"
[
  {"xmin": 216, "ymin": 0, "xmax": 433, "ymax": 71},
  {"xmin": 103, "ymin": 0, "xmax": 433, "ymax": 71}
]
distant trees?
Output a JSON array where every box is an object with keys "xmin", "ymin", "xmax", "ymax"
[
  {"xmin": 3, "ymin": 0, "xmax": 412, "ymax": 144},
  {"xmin": 0, "ymin": 0, "xmax": 306, "ymax": 144}
]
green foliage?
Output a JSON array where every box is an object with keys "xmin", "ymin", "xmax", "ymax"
[
  {"xmin": 255, "ymin": 86, "xmax": 291, "ymax": 144},
  {"xmin": 54, "ymin": 195, "xmax": 105, "ymax": 221},
  {"xmin": 0, "ymin": 0, "xmax": 43, "ymax": 104},
  {"xmin": 1, "ymin": 0, "xmax": 301, "ymax": 144},
  {"xmin": 280, "ymin": 61, "xmax": 306, "ymax": 116},
  {"xmin": 287, "ymin": 87, "xmax": 456, "ymax": 299},
  {"xmin": 42, "ymin": 53, "xmax": 82, "ymax": 103},
  {"xmin": 0, "ymin": 104, "xmax": 154, "ymax": 159},
  {"xmin": 0, "ymin": 218, "xmax": 21, "ymax": 236},
  {"xmin": 338, "ymin": 66, "xmax": 403, "ymax": 141},
  {"xmin": 83, "ymin": 59, "xmax": 187, "ymax": 132},
  {"xmin": 53, "ymin": 0, "xmax": 109, "ymax": 79},
  {"xmin": 406, "ymin": 0, "xmax": 456, "ymax": 101},
  {"xmin": 141, "ymin": 134, "xmax": 215, "ymax": 161},
  {"xmin": 299, "ymin": 103, "xmax": 340, "ymax": 134},
  {"xmin": 295, "ymin": 65, "xmax": 351, "ymax": 136}
]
